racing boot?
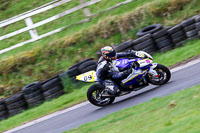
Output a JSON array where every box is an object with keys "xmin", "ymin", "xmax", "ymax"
[
  {"xmin": 107, "ymin": 85, "xmax": 120, "ymax": 97},
  {"xmin": 103, "ymin": 80, "xmax": 119, "ymax": 97}
]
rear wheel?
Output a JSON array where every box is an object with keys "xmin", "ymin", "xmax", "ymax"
[
  {"xmin": 87, "ymin": 84, "xmax": 115, "ymax": 107},
  {"xmin": 147, "ymin": 64, "xmax": 171, "ymax": 85}
]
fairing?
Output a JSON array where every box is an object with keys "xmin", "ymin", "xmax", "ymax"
[
  {"xmin": 115, "ymin": 58, "xmax": 140, "ymax": 69},
  {"xmin": 76, "ymin": 58, "xmax": 154, "ymax": 86},
  {"xmin": 115, "ymin": 58, "xmax": 153, "ymax": 85}
]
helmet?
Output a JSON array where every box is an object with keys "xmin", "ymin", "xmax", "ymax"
[{"xmin": 101, "ymin": 46, "xmax": 117, "ymax": 61}]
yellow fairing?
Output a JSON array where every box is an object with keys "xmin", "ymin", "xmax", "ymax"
[{"xmin": 76, "ymin": 70, "xmax": 97, "ymax": 82}]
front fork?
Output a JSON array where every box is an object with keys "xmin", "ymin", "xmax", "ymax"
[{"xmin": 148, "ymin": 63, "xmax": 159, "ymax": 77}]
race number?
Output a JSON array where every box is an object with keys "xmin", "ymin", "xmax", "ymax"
[
  {"xmin": 84, "ymin": 75, "xmax": 92, "ymax": 81},
  {"xmin": 76, "ymin": 71, "xmax": 97, "ymax": 82}
]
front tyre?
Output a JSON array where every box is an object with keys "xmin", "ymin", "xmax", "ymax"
[
  {"xmin": 87, "ymin": 83, "xmax": 115, "ymax": 107},
  {"xmin": 147, "ymin": 64, "xmax": 171, "ymax": 85}
]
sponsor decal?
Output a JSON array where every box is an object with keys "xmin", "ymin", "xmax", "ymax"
[{"xmin": 146, "ymin": 60, "xmax": 151, "ymax": 63}]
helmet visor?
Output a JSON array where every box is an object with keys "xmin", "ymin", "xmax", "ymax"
[{"xmin": 107, "ymin": 50, "xmax": 116, "ymax": 58}]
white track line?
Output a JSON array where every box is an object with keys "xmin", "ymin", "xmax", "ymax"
[
  {"xmin": 4, "ymin": 102, "xmax": 89, "ymax": 133},
  {"xmin": 170, "ymin": 58, "xmax": 200, "ymax": 73},
  {"xmin": 4, "ymin": 58, "xmax": 200, "ymax": 133}
]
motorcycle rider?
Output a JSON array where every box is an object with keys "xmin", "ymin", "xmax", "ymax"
[{"xmin": 96, "ymin": 46, "xmax": 147, "ymax": 96}]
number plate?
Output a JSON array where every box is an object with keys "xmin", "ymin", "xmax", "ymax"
[{"xmin": 76, "ymin": 71, "xmax": 97, "ymax": 82}]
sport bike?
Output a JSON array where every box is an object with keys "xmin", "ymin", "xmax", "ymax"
[{"xmin": 76, "ymin": 51, "xmax": 171, "ymax": 107}]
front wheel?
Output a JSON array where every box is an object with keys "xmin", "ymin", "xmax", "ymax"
[
  {"xmin": 146, "ymin": 64, "xmax": 171, "ymax": 85},
  {"xmin": 87, "ymin": 83, "xmax": 115, "ymax": 107}
]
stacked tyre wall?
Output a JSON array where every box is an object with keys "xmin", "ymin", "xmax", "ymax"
[
  {"xmin": 0, "ymin": 15, "xmax": 200, "ymax": 121},
  {"xmin": 0, "ymin": 99, "xmax": 7, "ymax": 120},
  {"xmin": 0, "ymin": 58, "xmax": 98, "ymax": 121}
]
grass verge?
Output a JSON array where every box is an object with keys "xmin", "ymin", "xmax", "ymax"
[
  {"xmin": 0, "ymin": 0, "xmax": 141, "ymax": 50},
  {"xmin": 0, "ymin": 39, "xmax": 200, "ymax": 132},
  {"xmin": 154, "ymin": 39, "xmax": 200, "ymax": 67},
  {"xmin": 64, "ymin": 84, "xmax": 200, "ymax": 133},
  {"xmin": 1, "ymin": 0, "xmax": 200, "ymax": 97}
]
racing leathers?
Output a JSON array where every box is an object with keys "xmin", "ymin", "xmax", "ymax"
[{"xmin": 96, "ymin": 50, "xmax": 143, "ymax": 95}]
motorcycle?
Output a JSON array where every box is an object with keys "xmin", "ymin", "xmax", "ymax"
[{"xmin": 76, "ymin": 51, "xmax": 171, "ymax": 107}]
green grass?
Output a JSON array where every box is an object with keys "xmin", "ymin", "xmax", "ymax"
[
  {"xmin": 64, "ymin": 84, "xmax": 200, "ymax": 133},
  {"xmin": 154, "ymin": 39, "xmax": 200, "ymax": 67},
  {"xmin": 0, "ymin": 0, "xmax": 53, "ymax": 21},
  {"xmin": 0, "ymin": 40, "xmax": 200, "ymax": 132},
  {"xmin": 0, "ymin": 0, "xmax": 156, "ymax": 51},
  {"xmin": 0, "ymin": 0, "xmax": 200, "ymax": 96}
]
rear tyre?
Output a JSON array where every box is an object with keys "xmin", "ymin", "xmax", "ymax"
[
  {"xmin": 87, "ymin": 84, "xmax": 115, "ymax": 107},
  {"xmin": 147, "ymin": 64, "xmax": 171, "ymax": 85}
]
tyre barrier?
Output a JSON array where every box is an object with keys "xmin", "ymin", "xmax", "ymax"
[
  {"xmin": 68, "ymin": 58, "xmax": 94, "ymax": 70},
  {"xmin": 167, "ymin": 24, "xmax": 186, "ymax": 47},
  {"xmin": 5, "ymin": 93, "xmax": 27, "ymax": 117},
  {"xmin": 133, "ymin": 15, "xmax": 200, "ymax": 52},
  {"xmin": 181, "ymin": 16, "xmax": 199, "ymax": 40},
  {"xmin": 0, "ymin": 99, "xmax": 8, "ymax": 121},
  {"xmin": 78, "ymin": 60, "xmax": 97, "ymax": 74},
  {"xmin": 132, "ymin": 33, "xmax": 157, "ymax": 54},
  {"xmin": 0, "ymin": 79, "xmax": 65, "ymax": 121},
  {"xmin": 153, "ymin": 27, "xmax": 173, "ymax": 52},
  {"xmin": 41, "ymin": 76, "xmax": 64, "ymax": 101},
  {"xmin": 114, "ymin": 40, "xmax": 135, "ymax": 52},
  {"xmin": 66, "ymin": 58, "xmax": 97, "ymax": 80},
  {"xmin": 135, "ymin": 25, "xmax": 173, "ymax": 52},
  {"xmin": 67, "ymin": 58, "xmax": 96, "ymax": 77},
  {"xmin": 136, "ymin": 24, "xmax": 163, "ymax": 37},
  {"xmin": 96, "ymin": 40, "xmax": 135, "ymax": 58},
  {"xmin": 66, "ymin": 67, "xmax": 80, "ymax": 78},
  {"xmin": 22, "ymin": 81, "xmax": 43, "ymax": 108}
]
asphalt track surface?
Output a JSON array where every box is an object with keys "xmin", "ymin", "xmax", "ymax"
[{"xmin": 6, "ymin": 61, "xmax": 200, "ymax": 133}]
